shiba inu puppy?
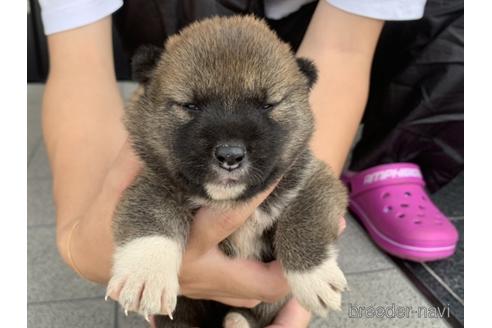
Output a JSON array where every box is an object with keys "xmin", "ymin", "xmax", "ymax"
[{"xmin": 107, "ymin": 15, "xmax": 348, "ymax": 328}]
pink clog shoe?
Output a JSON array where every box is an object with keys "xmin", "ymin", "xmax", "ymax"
[{"xmin": 343, "ymin": 163, "xmax": 458, "ymax": 262}]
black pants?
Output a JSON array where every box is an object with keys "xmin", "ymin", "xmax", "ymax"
[{"xmin": 114, "ymin": 0, "xmax": 463, "ymax": 192}]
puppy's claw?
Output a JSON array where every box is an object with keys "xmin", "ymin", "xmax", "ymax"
[
  {"xmin": 144, "ymin": 315, "xmax": 150, "ymax": 323},
  {"xmin": 161, "ymin": 297, "xmax": 176, "ymax": 320},
  {"xmin": 124, "ymin": 308, "xmax": 129, "ymax": 317},
  {"xmin": 163, "ymin": 303, "xmax": 173, "ymax": 320}
]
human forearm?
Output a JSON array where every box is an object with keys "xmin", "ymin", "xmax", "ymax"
[
  {"xmin": 42, "ymin": 17, "xmax": 128, "ymax": 279},
  {"xmin": 43, "ymin": 72, "xmax": 127, "ymax": 222},
  {"xmin": 304, "ymin": 51, "xmax": 371, "ymax": 176},
  {"xmin": 297, "ymin": 1, "xmax": 384, "ymax": 175}
]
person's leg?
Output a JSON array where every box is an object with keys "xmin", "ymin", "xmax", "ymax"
[{"xmin": 349, "ymin": 0, "xmax": 464, "ymax": 192}]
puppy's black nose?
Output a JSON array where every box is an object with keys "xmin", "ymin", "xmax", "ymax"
[{"xmin": 214, "ymin": 145, "xmax": 246, "ymax": 170}]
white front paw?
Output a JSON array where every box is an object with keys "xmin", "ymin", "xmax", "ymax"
[
  {"xmin": 106, "ymin": 236, "xmax": 182, "ymax": 319},
  {"xmin": 286, "ymin": 257, "xmax": 347, "ymax": 316}
]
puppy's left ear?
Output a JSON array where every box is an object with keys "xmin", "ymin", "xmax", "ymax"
[
  {"xmin": 296, "ymin": 57, "xmax": 318, "ymax": 89},
  {"xmin": 132, "ymin": 45, "xmax": 164, "ymax": 84}
]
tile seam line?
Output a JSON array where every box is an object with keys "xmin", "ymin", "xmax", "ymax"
[
  {"xmin": 27, "ymin": 138, "xmax": 43, "ymax": 167},
  {"xmin": 114, "ymin": 301, "xmax": 119, "ymax": 328},
  {"xmin": 345, "ymin": 267, "xmax": 396, "ymax": 276},
  {"xmin": 27, "ymin": 223, "xmax": 56, "ymax": 229},
  {"xmin": 422, "ymin": 263, "xmax": 464, "ymax": 306},
  {"xmin": 28, "ymin": 295, "xmax": 106, "ymax": 306}
]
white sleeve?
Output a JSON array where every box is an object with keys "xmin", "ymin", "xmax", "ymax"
[
  {"xmin": 327, "ymin": 0, "xmax": 427, "ymax": 21},
  {"xmin": 39, "ymin": 0, "xmax": 123, "ymax": 35}
]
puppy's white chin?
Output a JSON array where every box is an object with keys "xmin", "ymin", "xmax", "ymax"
[{"xmin": 205, "ymin": 183, "xmax": 246, "ymax": 200}]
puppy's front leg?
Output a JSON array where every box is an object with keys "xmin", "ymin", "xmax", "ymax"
[
  {"xmin": 108, "ymin": 236, "xmax": 182, "ymax": 319},
  {"xmin": 274, "ymin": 163, "xmax": 348, "ymax": 316},
  {"xmin": 106, "ymin": 174, "xmax": 191, "ymax": 320}
]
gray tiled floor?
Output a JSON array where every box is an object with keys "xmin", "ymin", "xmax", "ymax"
[
  {"xmin": 27, "ymin": 83, "xmax": 450, "ymax": 327},
  {"xmin": 28, "ymin": 226, "xmax": 106, "ymax": 303},
  {"xmin": 28, "ymin": 299, "xmax": 115, "ymax": 328},
  {"xmin": 27, "ymin": 178, "xmax": 55, "ymax": 227}
]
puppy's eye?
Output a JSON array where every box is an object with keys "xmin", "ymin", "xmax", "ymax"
[
  {"xmin": 183, "ymin": 103, "xmax": 201, "ymax": 111},
  {"xmin": 261, "ymin": 104, "xmax": 274, "ymax": 110}
]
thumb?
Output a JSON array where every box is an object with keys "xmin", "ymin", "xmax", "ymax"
[{"xmin": 186, "ymin": 183, "xmax": 277, "ymax": 256}]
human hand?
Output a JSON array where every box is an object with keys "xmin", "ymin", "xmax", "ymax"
[{"xmin": 178, "ymin": 183, "xmax": 290, "ymax": 307}]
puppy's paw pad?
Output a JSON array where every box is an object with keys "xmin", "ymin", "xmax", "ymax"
[
  {"xmin": 287, "ymin": 257, "xmax": 347, "ymax": 316},
  {"xmin": 223, "ymin": 312, "xmax": 251, "ymax": 328}
]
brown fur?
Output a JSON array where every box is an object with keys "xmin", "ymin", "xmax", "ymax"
[{"xmin": 111, "ymin": 16, "xmax": 347, "ymax": 327}]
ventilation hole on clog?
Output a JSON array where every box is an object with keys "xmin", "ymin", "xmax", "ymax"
[
  {"xmin": 417, "ymin": 213, "xmax": 425, "ymax": 218},
  {"xmin": 435, "ymin": 220, "xmax": 443, "ymax": 225},
  {"xmin": 419, "ymin": 205, "xmax": 426, "ymax": 210},
  {"xmin": 381, "ymin": 192, "xmax": 391, "ymax": 199},
  {"xmin": 383, "ymin": 205, "xmax": 393, "ymax": 213},
  {"xmin": 404, "ymin": 191, "xmax": 412, "ymax": 197},
  {"xmin": 397, "ymin": 213, "xmax": 405, "ymax": 219},
  {"xmin": 422, "ymin": 196, "xmax": 427, "ymax": 201},
  {"xmin": 400, "ymin": 203, "xmax": 409, "ymax": 208},
  {"xmin": 414, "ymin": 220, "xmax": 422, "ymax": 224}
]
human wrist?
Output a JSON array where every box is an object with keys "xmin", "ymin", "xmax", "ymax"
[
  {"xmin": 56, "ymin": 207, "xmax": 114, "ymax": 285},
  {"xmin": 73, "ymin": 209, "xmax": 114, "ymax": 284}
]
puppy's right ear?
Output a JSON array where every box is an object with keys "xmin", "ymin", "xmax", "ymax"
[{"xmin": 131, "ymin": 45, "xmax": 163, "ymax": 84}]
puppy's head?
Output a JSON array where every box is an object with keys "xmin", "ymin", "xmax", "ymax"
[{"xmin": 127, "ymin": 16, "xmax": 317, "ymax": 201}]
